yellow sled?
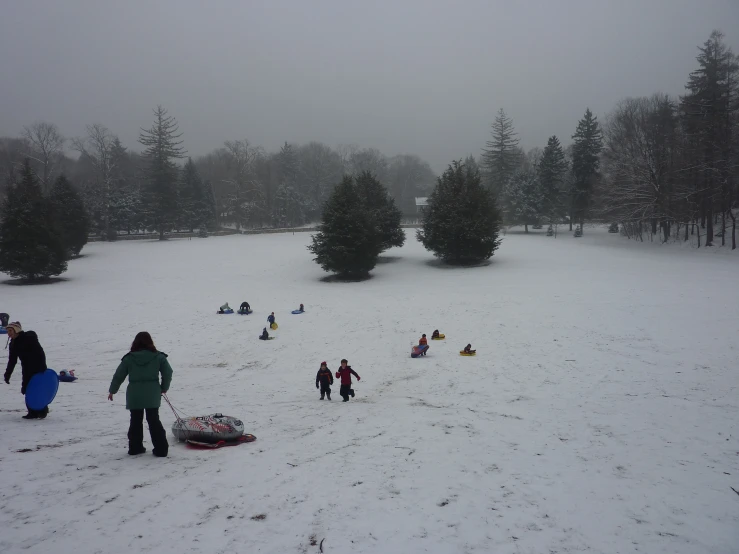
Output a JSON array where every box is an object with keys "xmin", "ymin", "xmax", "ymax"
[
  {"xmin": 431, "ymin": 334, "xmax": 446, "ymax": 340},
  {"xmin": 270, "ymin": 322, "xmax": 278, "ymax": 330},
  {"xmin": 459, "ymin": 350, "xmax": 476, "ymax": 356}
]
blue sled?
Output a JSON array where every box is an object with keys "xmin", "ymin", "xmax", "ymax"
[
  {"xmin": 218, "ymin": 309, "xmax": 234, "ymax": 314},
  {"xmin": 291, "ymin": 310, "xmax": 305, "ymax": 314}
]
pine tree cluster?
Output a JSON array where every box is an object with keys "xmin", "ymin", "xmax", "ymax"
[
  {"xmin": 417, "ymin": 160, "xmax": 502, "ymax": 264},
  {"xmin": 0, "ymin": 159, "xmax": 86, "ymax": 281},
  {"xmin": 308, "ymin": 173, "xmax": 404, "ymax": 278}
]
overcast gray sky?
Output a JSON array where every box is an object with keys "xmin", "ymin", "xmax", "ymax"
[{"xmin": 1, "ymin": 0, "xmax": 737, "ymax": 172}]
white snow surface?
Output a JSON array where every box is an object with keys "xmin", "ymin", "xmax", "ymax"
[{"xmin": 1, "ymin": 229, "xmax": 738, "ymax": 554}]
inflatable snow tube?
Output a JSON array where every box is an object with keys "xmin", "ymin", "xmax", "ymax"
[
  {"xmin": 218, "ymin": 309, "xmax": 234, "ymax": 314},
  {"xmin": 431, "ymin": 334, "xmax": 445, "ymax": 340},
  {"xmin": 459, "ymin": 351, "xmax": 476, "ymax": 356},
  {"xmin": 291, "ymin": 310, "xmax": 305, "ymax": 314},
  {"xmin": 238, "ymin": 310, "xmax": 252, "ymax": 315},
  {"xmin": 26, "ymin": 369, "xmax": 59, "ymax": 410},
  {"xmin": 270, "ymin": 322, "xmax": 278, "ymax": 330},
  {"xmin": 172, "ymin": 413, "xmax": 245, "ymax": 444},
  {"xmin": 411, "ymin": 344, "xmax": 429, "ymax": 358}
]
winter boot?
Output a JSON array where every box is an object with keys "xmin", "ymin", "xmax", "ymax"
[
  {"xmin": 22, "ymin": 412, "xmax": 39, "ymax": 420},
  {"xmin": 350, "ymin": 389, "xmax": 355, "ymax": 397},
  {"xmin": 128, "ymin": 446, "xmax": 147, "ymax": 456},
  {"xmin": 327, "ymin": 392, "xmax": 331, "ymax": 401},
  {"xmin": 37, "ymin": 406, "xmax": 49, "ymax": 419},
  {"xmin": 320, "ymin": 393, "xmax": 325, "ymax": 400}
]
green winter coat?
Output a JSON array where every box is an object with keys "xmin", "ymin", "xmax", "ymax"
[{"xmin": 109, "ymin": 350, "xmax": 173, "ymax": 410}]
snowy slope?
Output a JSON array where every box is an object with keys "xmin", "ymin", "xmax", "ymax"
[{"xmin": 1, "ymin": 229, "xmax": 737, "ymax": 554}]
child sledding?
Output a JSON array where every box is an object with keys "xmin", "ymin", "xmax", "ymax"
[
  {"xmin": 431, "ymin": 329, "xmax": 445, "ymax": 340},
  {"xmin": 218, "ymin": 303, "xmax": 233, "ymax": 314},
  {"xmin": 238, "ymin": 302, "xmax": 252, "ymax": 315},
  {"xmin": 292, "ymin": 304, "xmax": 305, "ymax": 314},
  {"xmin": 460, "ymin": 343, "xmax": 476, "ymax": 356},
  {"xmin": 259, "ymin": 327, "xmax": 274, "ymax": 341}
]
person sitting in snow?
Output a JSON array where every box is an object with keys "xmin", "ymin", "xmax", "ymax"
[
  {"xmin": 267, "ymin": 312, "xmax": 275, "ymax": 325},
  {"xmin": 463, "ymin": 343, "xmax": 476, "ymax": 354},
  {"xmin": 259, "ymin": 327, "xmax": 270, "ymax": 341},
  {"xmin": 298, "ymin": 303, "xmax": 304, "ymax": 312},
  {"xmin": 218, "ymin": 302, "xmax": 231, "ymax": 314},
  {"xmin": 239, "ymin": 301, "xmax": 251, "ymax": 314},
  {"xmin": 335, "ymin": 359, "xmax": 360, "ymax": 402},
  {"xmin": 431, "ymin": 330, "xmax": 440, "ymax": 339},
  {"xmin": 0, "ymin": 313, "xmax": 9, "ymax": 328},
  {"xmin": 315, "ymin": 361, "xmax": 333, "ymax": 400}
]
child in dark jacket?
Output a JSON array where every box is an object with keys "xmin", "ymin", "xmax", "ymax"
[
  {"xmin": 335, "ymin": 359, "xmax": 361, "ymax": 402},
  {"xmin": 315, "ymin": 361, "xmax": 333, "ymax": 400}
]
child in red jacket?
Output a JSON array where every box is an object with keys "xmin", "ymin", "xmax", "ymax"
[{"xmin": 335, "ymin": 359, "xmax": 360, "ymax": 402}]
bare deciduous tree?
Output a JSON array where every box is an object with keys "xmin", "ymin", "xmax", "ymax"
[
  {"xmin": 72, "ymin": 124, "xmax": 118, "ymax": 240},
  {"xmin": 22, "ymin": 121, "xmax": 65, "ymax": 193}
]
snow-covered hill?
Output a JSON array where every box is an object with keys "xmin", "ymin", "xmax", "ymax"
[{"xmin": 1, "ymin": 229, "xmax": 737, "ymax": 554}]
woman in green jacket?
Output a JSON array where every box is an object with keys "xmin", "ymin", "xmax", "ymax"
[{"xmin": 108, "ymin": 332, "xmax": 173, "ymax": 457}]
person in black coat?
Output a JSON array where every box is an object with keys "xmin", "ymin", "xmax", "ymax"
[
  {"xmin": 3, "ymin": 322, "xmax": 49, "ymax": 419},
  {"xmin": 239, "ymin": 301, "xmax": 251, "ymax": 314},
  {"xmin": 315, "ymin": 361, "xmax": 333, "ymax": 400}
]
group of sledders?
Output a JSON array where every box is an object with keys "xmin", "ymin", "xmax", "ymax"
[
  {"xmin": 315, "ymin": 359, "xmax": 361, "ymax": 402},
  {"xmin": 411, "ymin": 330, "xmax": 476, "ymax": 357}
]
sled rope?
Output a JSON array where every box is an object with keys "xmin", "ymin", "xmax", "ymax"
[{"xmin": 162, "ymin": 393, "xmax": 196, "ymax": 442}]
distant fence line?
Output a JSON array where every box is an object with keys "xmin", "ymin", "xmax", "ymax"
[{"xmin": 88, "ymin": 224, "xmax": 421, "ymax": 242}]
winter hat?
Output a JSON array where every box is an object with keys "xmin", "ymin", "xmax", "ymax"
[
  {"xmin": 6, "ymin": 322, "xmax": 22, "ymax": 334},
  {"xmin": 321, "ymin": 361, "xmax": 327, "ymax": 366}
]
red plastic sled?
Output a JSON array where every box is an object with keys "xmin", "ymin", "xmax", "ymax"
[{"xmin": 186, "ymin": 434, "xmax": 257, "ymax": 449}]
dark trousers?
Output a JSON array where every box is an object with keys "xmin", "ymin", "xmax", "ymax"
[
  {"xmin": 339, "ymin": 384, "xmax": 354, "ymax": 401},
  {"xmin": 320, "ymin": 382, "xmax": 331, "ymax": 399},
  {"xmin": 128, "ymin": 408, "xmax": 168, "ymax": 456}
]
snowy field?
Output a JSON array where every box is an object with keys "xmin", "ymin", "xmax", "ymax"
[{"xmin": 1, "ymin": 228, "xmax": 738, "ymax": 554}]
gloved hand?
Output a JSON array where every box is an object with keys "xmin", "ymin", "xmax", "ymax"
[
  {"xmin": 316, "ymin": 383, "xmax": 319, "ymax": 389},
  {"xmin": 3, "ymin": 372, "xmax": 9, "ymax": 384},
  {"xmin": 357, "ymin": 376, "xmax": 361, "ymax": 381},
  {"xmin": 20, "ymin": 386, "xmax": 26, "ymax": 394}
]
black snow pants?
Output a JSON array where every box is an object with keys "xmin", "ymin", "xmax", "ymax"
[
  {"xmin": 128, "ymin": 408, "xmax": 168, "ymax": 457},
  {"xmin": 339, "ymin": 384, "xmax": 355, "ymax": 401},
  {"xmin": 320, "ymin": 381, "xmax": 331, "ymax": 399}
]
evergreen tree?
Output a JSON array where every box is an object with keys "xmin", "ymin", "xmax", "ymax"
[
  {"xmin": 681, "ymin": 30, "xmax": 739, "ymax": 246},
  {"xmin": 481, "ymin": 109, "xmax": 521, "ymax": 195},
  {"xmin": 49, "ymin": 175, "xmax": 89, "ymax": 257},
  {"xmin": 273, "ymin": 142, "xmax": 308, "ymax": 227},
  {"xmin": 0, "ymin": 159, "xmax": 68, "ymax": 281},
  {"xmin": 417, "ymin": 160, "xmax": 501, "ymax": 264},
  {"xmin": 354, "ymin": 171, "xmax": 405, "ymax": 251},
  {"xmin": 501, "ymin": 170, "xmax": 543, "ymax": 232},
  {"xmin": 538, "ymin": 136, "xmax": 569, "ymax": 224},
  {"xmin": 108, "ymin": 137, "xmax": 140, "ymax": 236},
  {"xmin": 201, "ymin": 180, "xmax": 217, "ymax": 232},
  {"xmin": 139, "ymin": 106, "xmax": 186, "ymax": 239},
  {"xmin": 179, "ymin": 158, "xmax": 209, "ymax": 232},
  {"xmin": 308, "ymin": 176, "xmax": 382, "ymax": 279},
  {"xmin": 571, "ymin": 108, "xmax": 604, "ymax": 231}
]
